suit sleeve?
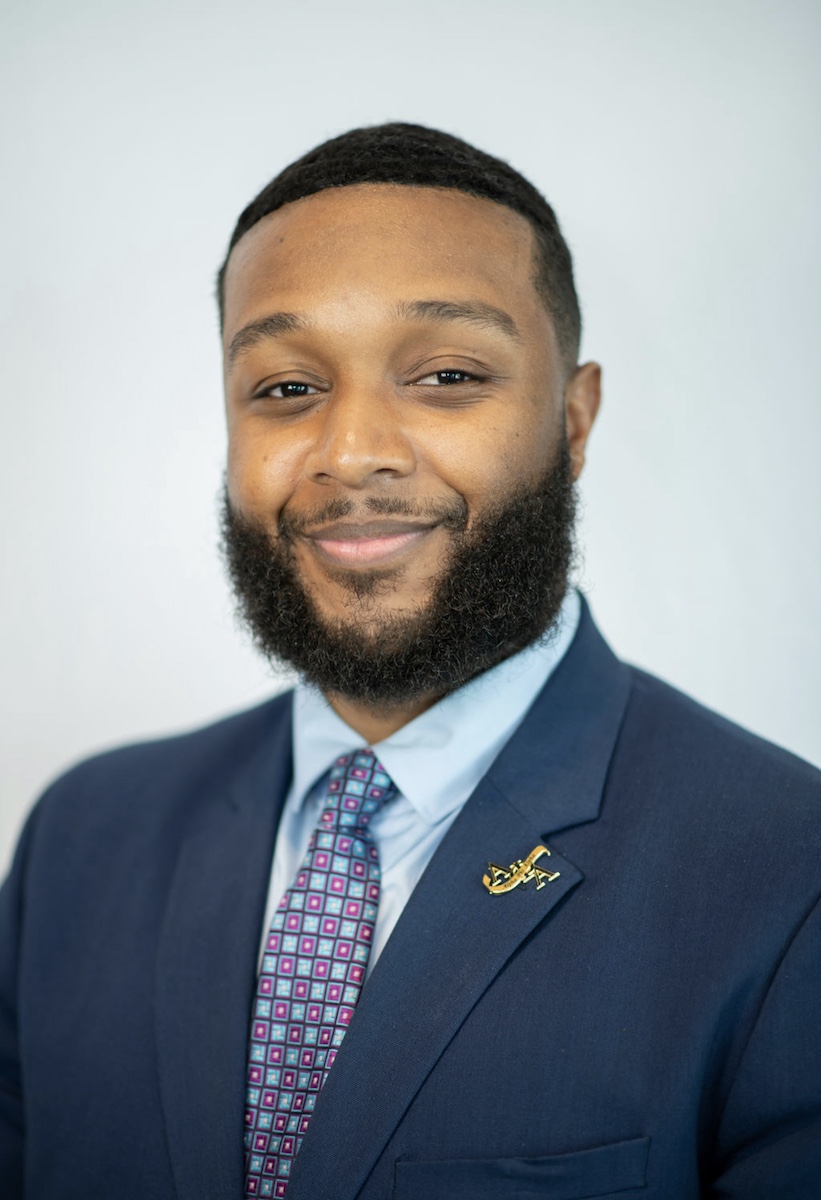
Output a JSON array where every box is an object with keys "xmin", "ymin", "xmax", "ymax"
[
  {"xmin": 710, "ymin": 892, "xmax": 821, "ymax": 1198},
  {"xmin": 0, "ymin": 806, "xmax": 39, "ymax": 1198}
]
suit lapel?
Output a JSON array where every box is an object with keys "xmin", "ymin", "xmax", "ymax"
[
  {"xmin": 154, "ymin": 699, "xmax": 293, "ymax": 1200},
  {"xmin": 289, "ymin": 604, "xmax": 632, "ymax": 1200}
]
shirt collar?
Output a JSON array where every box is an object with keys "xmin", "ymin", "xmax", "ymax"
[{"xmin": 290, "ymin": 589, "xmax": 581, "ymax": 825}]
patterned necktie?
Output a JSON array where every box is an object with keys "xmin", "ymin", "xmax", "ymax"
[{"xmin": 244, "ymin": 749, "xmax": 398, "ymax": 1198}]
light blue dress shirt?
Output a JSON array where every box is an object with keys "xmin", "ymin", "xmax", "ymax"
[{"xmin": 258, "ymin": 589, "xmax": 581, "ymax": 973}]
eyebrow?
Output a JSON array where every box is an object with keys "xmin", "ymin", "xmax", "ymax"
[
  {"xmin": 396, "ymin": 299, "xmax": 523, "ymax": 343},
  {"xmin": 226, "ymin": 311, "xmax": 307, "ymax": 367},
  {"xmin": 226, "ymin": 296, "xmax": 522, "ymax": 368}
]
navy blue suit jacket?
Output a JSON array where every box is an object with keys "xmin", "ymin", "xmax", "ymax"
[{"xmin": 1, "ymin": 603, "xmax": 820, "ymax": 1198}]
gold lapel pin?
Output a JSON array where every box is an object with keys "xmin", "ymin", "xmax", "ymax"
[{"xmin": 483, "ymin": 844, "xmax": 560, "ymax": 895}]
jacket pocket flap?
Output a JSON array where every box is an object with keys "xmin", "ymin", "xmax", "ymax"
[{"xmin": 394, "ymin": 1135, "xmax": 650, "ymax": 1199}]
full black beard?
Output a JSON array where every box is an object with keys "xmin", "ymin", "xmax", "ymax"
[{"xmin": 221, "ymin": 440, "xmax": 576, "ymax": 711}]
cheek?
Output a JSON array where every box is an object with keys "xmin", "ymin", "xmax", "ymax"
[
  {"xmin": 226, "ymin": 424, "xmax": 302, "ymax": 518},
  {"xmin": 426, "ymin": 407, "xmax": 556, "ymax": 506}
]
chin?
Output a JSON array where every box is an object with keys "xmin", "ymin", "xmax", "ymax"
[{"xmin": 305, "ymin": 569, "xmax": 434, "ymax": 620}]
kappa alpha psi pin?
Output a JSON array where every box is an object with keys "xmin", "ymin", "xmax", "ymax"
[{"xmin": 482, "ymin": 844, "xmax": 560, "ymax": 895}]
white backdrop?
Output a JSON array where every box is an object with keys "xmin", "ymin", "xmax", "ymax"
[{"xmin": 2, "ymin": 0, "xmax": 819, "ymax": 873}]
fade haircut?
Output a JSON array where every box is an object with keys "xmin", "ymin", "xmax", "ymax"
[{"xmin": 216, "ymin": 123, "xmax": 582, "ymax": 369}]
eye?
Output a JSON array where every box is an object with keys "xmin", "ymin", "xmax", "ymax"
[
  {"xmin": 413, "ymin": 369, "xmax": 479, "ymax": 386},
  {"xmin": 256, "ymin": 380, "xmax": 320, "ymax": 400}
]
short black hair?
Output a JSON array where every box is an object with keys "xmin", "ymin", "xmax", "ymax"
[{"xmin": 217, "ymin": 122, "xmax": 581, "ymax": 368}]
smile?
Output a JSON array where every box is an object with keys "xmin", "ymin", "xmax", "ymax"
[{"xmin": 303, "ymin": 520, "xmax": 439, "ymax": 567}]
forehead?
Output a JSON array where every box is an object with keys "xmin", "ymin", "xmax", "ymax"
[{"xmin": 221, "ymin": 184, "xmax": 546, "ymax": 339}]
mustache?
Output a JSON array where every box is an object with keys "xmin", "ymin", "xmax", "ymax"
[{"xmin": 278, "ymin": 494, "xmax": 469, "ymax": 538}]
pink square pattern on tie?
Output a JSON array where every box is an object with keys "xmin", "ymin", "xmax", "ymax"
[{"xmin": 244, "ymin": 749, "xmax": 397, "ymax": 1199}]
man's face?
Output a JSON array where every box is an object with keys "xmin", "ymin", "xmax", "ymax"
[{"xmin": 222, "ymin": 183, "xmax": 595, "ymax": 627}]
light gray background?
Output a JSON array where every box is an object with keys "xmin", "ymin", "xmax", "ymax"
[{"xmin": 2, "ymin": 0, "xmax": 819, "ymax": 874}]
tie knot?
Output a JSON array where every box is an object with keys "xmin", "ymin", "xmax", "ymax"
[{"xmin": 322, "ymin": 749, "xmax": 397, "ymax": 831}]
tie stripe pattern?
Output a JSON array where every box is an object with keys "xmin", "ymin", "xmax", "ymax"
[{"xmin": 244, "ymin": 749, "xmax": 397, "ymax": 1198}]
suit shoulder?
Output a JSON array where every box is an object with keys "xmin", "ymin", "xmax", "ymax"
[
  {"xmin": 36, "ymin": 691, "xmax": 293, "ymax": 813},
  {"xmin": 619, "ymin": 664, "xmax": 821, "ymax": 824}
]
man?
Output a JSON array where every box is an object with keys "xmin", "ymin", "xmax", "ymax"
[{"xmin": 0, "ymin": 123, "xmax": 819, "ymax": 1200}]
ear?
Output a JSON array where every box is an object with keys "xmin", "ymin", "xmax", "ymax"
[{"xmin": 564, "ymin": 362, "xmax": 601, "ymax": 479}]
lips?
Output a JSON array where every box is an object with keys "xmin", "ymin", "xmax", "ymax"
[{"xmin": 303, "ymin": 519, "xmax": 439, "ymax": 567}]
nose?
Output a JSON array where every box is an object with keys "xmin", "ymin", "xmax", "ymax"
[{"xmin": 305, "ymin": 383, "xmax": 416, "ymax": 488}]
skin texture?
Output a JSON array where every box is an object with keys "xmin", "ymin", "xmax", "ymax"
[{"xmin": 222, "ymin": 184, "xmax": 601, "ymax": 742}]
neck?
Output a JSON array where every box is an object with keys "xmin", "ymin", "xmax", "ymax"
[{"xmin": 326, "ymin": 690, "xmax": 439, "ymax": 744}]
